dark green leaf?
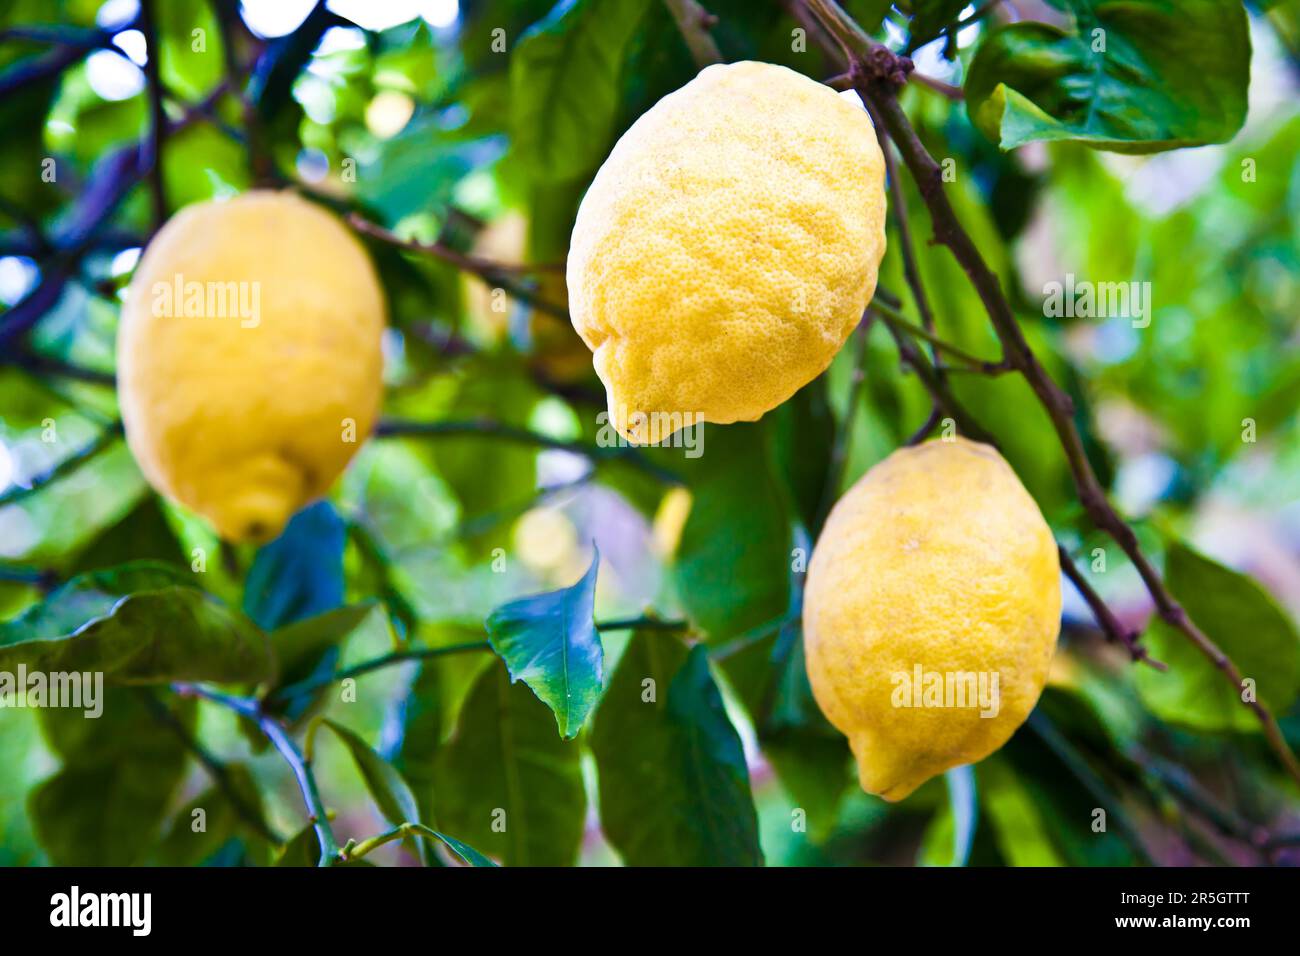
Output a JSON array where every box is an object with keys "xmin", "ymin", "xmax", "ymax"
[
  {"xmin": 592, "ymin": 638, "xmax": 762, "ymax": 865},
  {"xmin": 154, "ymin": 764, "xmax": 271, "ymax": 866},
  {"xmin": 965, "ymin": 0, "xmax": 1250, "ymax": 153},
  {"xmin": 1136, "ymin": 543, "xmax": 1300, "ymax": 732},
  {"xmin": 672, "ymin": 423, "xmax": 793, "ymax": 641},
  {"xmin": 30, "ymin": 690, "xmax": 192, "ymax": 866},
  {"xmin": 0, "ymin": 562, "xmax": 274, "ymax": 684},
  {"xmin": 322, "ymin": 719, "xmax": 422, "ymax": 830},
  {"xmin": 486, "ymin": 550, "xmax": 603, "ymax": 738},
  {"xmin": 434, "ymin": 661, "xmax": 586, "ymax": 866},
  {"xmin": 510, "ymin": 0, "xmax": 653, "ymax": 182}
]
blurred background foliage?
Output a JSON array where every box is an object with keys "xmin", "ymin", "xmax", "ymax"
[{"xmin": 1, "ymin": 0, "xmax": 1299, "ymax": 867}]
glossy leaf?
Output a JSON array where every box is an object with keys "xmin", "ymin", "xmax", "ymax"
[
  {"xmin": 434, "ymin": 662, "xmax": 586, "ymax": 866},
  {"xmin": 1137, "ymin": 543, "xmax": 1300, "ymax": 732},
  {"xmin": 966, "ymin": 0, "xmax": 1250, "ymax": 153},
  {"xmin": 322, "ymin": 719, "xmax": 422, "ymax": 831},
  {"xmin": 485, "ymin": 550, "xmax": 603, "ymax": 738},
  {"xmin": 592, "ymin": 638, "xmax": 763, "ymax": 866},
  {"xmin": 0, "ymin": 562, "xmax": 274, "ymax": 685}
]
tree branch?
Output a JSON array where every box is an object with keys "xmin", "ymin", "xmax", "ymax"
[
  {"xmin": 137, "ymin": 0, "xmax": 169, "ymax": 229},
  {"xmin": 802, "ymin": 0, "xmax": 1300, "ymax": 788},
  {"xmin": 0, "ymin": 422, "xmax": 123, "ymax": 507},
  {"xmin": 347, "ymin": 213, "xmax": 570, "ymax": 320},
  {"xmin": 375, "ymin": 417, "xmax": 684, "ymax": 485}
]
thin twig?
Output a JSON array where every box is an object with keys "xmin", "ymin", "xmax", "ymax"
[
  {"xmin": 663, "ymin": 0, "xmax": 723, "ymax": 68},
  {"xmin": 347, "ymin": 214, "xmax": 570, "ymax": 320},
  {"xmin": 872, "ymin": 299, "xmax": 1008, "ymax": 375},
  {"xmin": 0, "ymin": 422, "xmax": 123, "ymax": 507},
  {"xmin": 1059, "ymin": 545, "xmax": 1163, "ymax": 669},
  {"xmin": 375, "ymin": 417, "xmax": 683, "ymax": 486},
  {"xmin": 173, "ymin": 683, "xmax": 342, "ymax": 866},
  {"xmin": 268, "ymin": 615, "xmax": 689, "ymax": 705}
]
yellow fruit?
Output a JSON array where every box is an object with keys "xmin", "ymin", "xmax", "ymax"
[
  {"xmin": 567, "ymin": 61, "xmax": 887, "ymax": 443},
  {"xmin": 803, "ymin": 439, "xmax": 1061, "ymax": 801},
  {"xmin": 117, "ymin": 191, "xmax": 385, "ymax": 543}
]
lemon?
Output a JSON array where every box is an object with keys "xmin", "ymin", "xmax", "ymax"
[
  {"xmin": 803, "ymin": 439, "xmax": 1061, "ymax": 801},
  {"xmin": 567, "ymin": 61, "xmax": 887, "ymax": 443},
  {"xmin": 117, "ymin": 191, "xmax": 386, "ymax": 543}
]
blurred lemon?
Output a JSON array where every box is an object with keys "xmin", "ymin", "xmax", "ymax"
[
  {"xmin": 117, "ymin": 190, "xmax": 385, "ymax": 543},
  {"xmin": 567, "ymin": 60, "xmax": 887, "ymax": 443},
  {"xmin": 803, "ymin": 439, "xmax": 1061, "ymax": 801}
]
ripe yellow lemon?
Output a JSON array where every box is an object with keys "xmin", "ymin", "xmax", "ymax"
[
  {"xmin": 117, "ymin": 191, "xmax": 385, "ymax": 543},
  {"xmin": 567, "ymin": 61, "xmax": 887, "ymax": 443},
  {"xmin": 803, "ymin": 439, "xmax": 1061, "ymax": 801}
]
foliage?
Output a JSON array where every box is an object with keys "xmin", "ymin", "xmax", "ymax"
[{"xmin": 0, "ymin": 0, "xmax": 1298, "ymax": 868}]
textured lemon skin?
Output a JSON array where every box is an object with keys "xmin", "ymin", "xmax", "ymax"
[
  {"xmin": 117, "ymin": 191, "xmax": 385, "ymax": 543},
  {"xmin": 803, "ymin": 439, "xmax": 1061, "ymax": 801},
  {"xmin": 567, "ymin": 61, "xmax": 887, "ymax": 443}
]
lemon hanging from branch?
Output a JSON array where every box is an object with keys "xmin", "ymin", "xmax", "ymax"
[
  {"xmin": 804, "ymin": 439, "xmax": 1062, "ymax": 801},
  {"xmin": 117, "ymin": 191, "xmax": 386, "ymax": 543},
  {"xmin": 567, "ymin": 61, "xmax": 887, "ymax": 444}
]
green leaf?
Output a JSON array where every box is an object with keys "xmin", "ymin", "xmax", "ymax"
[
  {"xmin": 434, "ymin": 661, "xmax": 586, "ymax": 866},
  {"xmin": 0, "ymin": 562, "xmax": 274, "ymax": 684},
  {"xmin": 30, "ymin": 689, "xmax": 192, "ymax": 866},
  {"xmin": 406, "ymin": 825, "xmax": 499, "ymax": 867},
  {"xmin": 977, "ymin": 756, "xmax": 1065, "ymax": 867},
  {"xmin": 243, "ymin": 501, "xmax": 346, "ymax": 631},
  {"xmin": 69, "ymin": 496, "xmax": 187, "ymax": 575},
  {"xmin": 510, "ymin": 0, "xmax": 652, "ymax": 182},
  {"xmin": 387, "ymin": 661, "xmax": 446, "ymax": 830},
  {"xmin": 592, "ymin": 638, "xmax": 763, "ymax": 866},
  {"xmin": 486, "ymin": 550, "xmax": 603, "ymax": 738},
  {"xmin": 321, "ymin": 719, "xmax": 422, "ymax": 831},
  {"xmin": 154, "ymin": 764, "xmax": 271, "ymax": 866},
  {"xmin": 718, "ymin": 623, "xmax": 850, "ymax": 843},
  {"xmin": 672, "ymin": 423, "xmax": 793, "ymax": 641},
  {"xmin": 1136, "ymin": 543, "xmax": 1300, "ymax": 732},
  {"xmin": 266, "ymin": 604, "xmax": 377, "ymax": 719},
  {"xmin": 770, "ymin": 378, "xmax": 834, "ymax": 534},
  {"xmin": 965, "ymin": 0, "xmax": 1250, "ymax": 153},
  {"xmin": 274, "ymin": 823, "xmax": 322, "ymax": 867}
]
